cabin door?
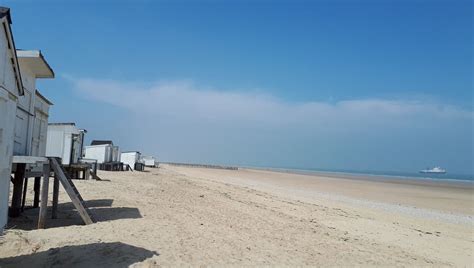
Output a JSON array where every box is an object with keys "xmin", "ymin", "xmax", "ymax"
[{"xmin": 31, "ymin": 111, "xmax": 48, "ymax": 157}]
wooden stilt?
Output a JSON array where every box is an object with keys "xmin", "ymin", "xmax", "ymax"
[
  {"xmin": 37, "ymin": 162, "xmax": 50, "ymax": 229},
  {"xmin": 10, "ymin": 163, "xmax": 26, "ymax": 217},
  {"xmin": 21, "ymin": 177, "xmax": 28, "ymax": 212},
  {"xmin": 52, "ymin": 175, "xmax": 59, "ymax": 219},
  {"xmin": 33, "ymin": 177, "xmax": 41, "ymax": 208}
]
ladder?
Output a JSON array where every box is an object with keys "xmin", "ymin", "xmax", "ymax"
[{"xmin": 49, "ymin": 157, "xmax": 95, "ymax": 224}]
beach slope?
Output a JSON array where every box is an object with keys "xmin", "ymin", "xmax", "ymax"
[{"xmin": 0, "ymin": 164, "xmax": 472, "ymax": 266}]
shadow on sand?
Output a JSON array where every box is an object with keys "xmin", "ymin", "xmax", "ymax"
[
  {"xmin": 0, "ymin": 242, "xmax": 159, "ymax": 268},
  {"xmin": 7, "ymin": 199, "xmax": 142, "ymax": 230}
]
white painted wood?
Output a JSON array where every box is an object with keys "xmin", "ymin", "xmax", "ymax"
[
  {"xmin": 15, "ymin": 51, "xmax": 54, "ymax": 158},
  {"xmin": 0, "ymin": 14, "xmax": 23, "ymax": 233},
  {"xmin": 12, "ymin": 155, "xmax": 48, "ymax": 164},
  {"xmin": 46, "ymin": 124, "xmax": 85, "ymax": 165},
  {"xmin": 0, "ymin": 89, "xmax": 16, "ymax": 232},
  {"xmin": 84, "ymin": 144, "xmax": 114, "ymax": 164},
  {"xmin": 111, "ymin": 146, "xmax": 120, "ymax": 162},
  {"xmin": 142, "ymin": 156, "xmax": 156, "ymax": 167},
  {"xmin": 121, "ymin": 151, "xmax": 142, "ymax": 171},
  {"xmin": 30, "ymin": 91, "xmax": 50, "ymax": 157}
]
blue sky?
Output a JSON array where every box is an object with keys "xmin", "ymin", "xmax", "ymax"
[{"xmin": 4, "ymin": 0, "xmax": 473, "ymax": 174}]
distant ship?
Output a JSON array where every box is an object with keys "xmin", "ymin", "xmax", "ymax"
[{"xmin": 419, "ymin": 167, "xmax": 446, "ymax": 174}]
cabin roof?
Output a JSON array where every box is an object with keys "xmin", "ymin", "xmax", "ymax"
[
  {"xmin": 0, "ymin": 7, "xmax": 12, "ymax": 24},
  {"xmin": 35, "ymin": 89, "xmax": 53, "ymax": 105},
  {"xmin": 48, "ymin": 122, "xmax": 76, "ymax": 126},
  {"xmin": 91, "ymin": 140, "xmax": 114, "ymax": 146},
  {"xmin": 17, "ymin": 50, "xmax": 55, "ymax": 78},
  {"xmin": 0, "ymin": 7, "xmax": 24, "ymax": 95}
]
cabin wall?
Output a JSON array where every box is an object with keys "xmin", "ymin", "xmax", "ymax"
[
  {"xmin": 0, "ymin": 88, "xmax": 16, "ymax": 232},
  {"xmin": 142, "ymin": 156, "xmax": 156, "ymax": 167},
  {"xmin": 0, "ymin": 29, "xmax": 16, "ymax": 96},
  {"xmin": 84, "ymin": 145, "xmax": 113, "ymax": 164},
  {"xmin": 0, "ymin": 18, "xmax": 21, "ymax": 233},
  {"xmin": 111, "ymin": 146, "xmax": 120, "ymax": 162},
  {"xmin": 30, "ymin": 94, "xmax": 50, "ymax": 157},
  {"xmin": 13, "ymin": 67, "xmax": 36, "ymax": 156},
  {"xmin": 46, "ymin": 125, "xmax": 82, "ymax": 165},
  {"xmin": 70, "ymin": 131, "xmax": 85, "ymax": 164},
  {"xmin": 121, "ymin": 152, "xmax": 140, "ymax": 170}
]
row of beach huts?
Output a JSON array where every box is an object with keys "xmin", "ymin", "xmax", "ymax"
[
  {"xmin": 47, "ymin": 124, "xmax": 158, "ymax": 176},
  {"xmin": 0, "ymin": 7, "xmax": 157, "ymax": 233}
]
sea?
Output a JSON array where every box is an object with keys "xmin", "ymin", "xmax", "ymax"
[{"xmin": 246, "ymin": 165, "xmax": 474, "ymax": 183}]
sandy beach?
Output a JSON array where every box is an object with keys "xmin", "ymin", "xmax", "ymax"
[{"xmin": 0, "ymin": 164, "xmax": 472, "ymax": 266}]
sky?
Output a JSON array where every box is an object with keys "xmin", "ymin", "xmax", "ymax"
[{"xmin": 4, "ymin": 0, "xmax": 473, "ymax": 174}]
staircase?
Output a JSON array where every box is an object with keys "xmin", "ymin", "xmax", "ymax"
[{"xmin": 49, "ymin": 157, "xmax": 95, "ymax": 224}]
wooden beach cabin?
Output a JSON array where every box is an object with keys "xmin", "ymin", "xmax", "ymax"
[
  {"xmin": 84, "ymin": 140, "xmax": 122, "ymax": 171},
  {"xmin": 14, "ymin": 50, "xmax": 54, "ymax": 157},
  {"xmin": 0, "ymin": 7, "xmax": 24, "ymax": 233},
  {"xmin": 9, "ymin": 47, "xmax": 55, "ymax": 221},
  {"xmin": 46, "ymin": 123, "xmax": 86, "ymax": 165},
  {"xmin": 121, "ymin": 151, "xmax": 145, "ymax": 171},
  {"xmin": 142, "ymin": 156, "xmax": 157, "ymax": 167},
  {"xmin": 45, "ymin": 123, "xmax": 94, "ymax": 179}
]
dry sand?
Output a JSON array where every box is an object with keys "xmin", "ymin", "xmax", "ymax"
[{"xmin": 0, "ymin": 164, "xmax": 472, "ymax": 267}]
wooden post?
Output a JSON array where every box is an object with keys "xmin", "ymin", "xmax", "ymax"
[
  {"xmin": 33, "ymin": 177, "xmax": 41, "ymax": 208},
  {"xmin": 52, "ymin": 175, "xmax": 59, "ymax": 219},
  {"xmin": 10, "ymin": 163, "xmax": 26, "ymax": 217},
  {"xmin": 84, "ymin": 168, "xmax": 90, "ymax": 180},
  {"xmin": 21, "ymin": 177, "xmax": 28, "ymax": 212},
  {"xmin": 38, "ymin": 162, "xmax": 50, "ymax": 229}
]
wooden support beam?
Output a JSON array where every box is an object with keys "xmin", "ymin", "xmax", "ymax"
[
  {"xmin": 37, "ymin": 162, "xmax": 50, "ymax": 229},
  {"xmin": 49, "ymin": 158, "xmax": 94, "ymax": 225},
  {"xmin": 52, "ymin": 175, "xmax": 59, "ymax": 219},
  {"xmin": 21, "ymin": 177, "xmax": 28, "ymax": 212},
  {"xmin": 10, "ymin": 163, "xmax": 26, "ymax": 217},
  {"xmin": 12, "ymin": 156, "xmax": 48, "ymax": 164},
  {"xmin": 33, "ymin": 177, "xmax": 41, "ymax": 208}
]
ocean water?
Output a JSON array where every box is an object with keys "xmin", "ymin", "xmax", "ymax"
[
  {"xmin": 306, "ymin": 168, "xmax": 474, "ymax": 182},
  {"xmin": 250, "ymin": 166, "xmax": 474, "ymax": 183}
]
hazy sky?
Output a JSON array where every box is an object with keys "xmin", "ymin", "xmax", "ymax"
[{"xmin": 5, "ymin": 0, "xmax": 473, "ymax": 174}]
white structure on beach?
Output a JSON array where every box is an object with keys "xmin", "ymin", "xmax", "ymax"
[
  {"xmin": 111, "ymin": 145, "xmax": 120, "ymax": 162},
  {"xmin": 0, "ymin": 7, "xmax": 55, "ymax": 232},
  {"xmin": 142, "ymin": 156, "xmax": 157, "ymax": 167},
  {"xmin": 14, "ymin": 50, "xmax": 54, "ymax": 157},
  {"xmin": 121, "ymin": 151, "xmax": 144, "ymax": 171},
  {"xmin": 46, "ymin": 123, "xmax": 86, "ymax": 165},
  {"xmin": 0, "ymin": 7, "xmax": 24, "ymax": 232},
  {"xmin": 84, "ymin": 140, "xmax": 119, "ymax": 164}
]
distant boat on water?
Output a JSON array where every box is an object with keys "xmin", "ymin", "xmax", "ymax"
[{"xmin": 419, "ymin": 167, "xmax": 446, "ymax": 174}]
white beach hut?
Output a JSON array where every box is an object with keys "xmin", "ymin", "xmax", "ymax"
[
  {"xmin": 14, "ymin": 49, "xmax": 54, "ymax": 156},
  {"xmin": 84, "ymin": 144, "xmax": 113, "ymax": 164},
  {"xmin": 0, "ymin": 7, "xmax": 24, "ymax": 232},
  {"xmin": 142, "ymin": 156, "xmax": 157, "ymax": 167},
  {"xmin": 46, "ymin": 123, "xmax": 87, "ymax": 165},
  {"xmin": 84, "ymin": 140, "xmax": 115, "ymax": 164},
  {"xmin": 84, "ymin": 141, "xmax": 124, "ymax": 171},
  {"xmin": 121, "ymin": 151, "xmax": 144, "ymax": 171}
]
